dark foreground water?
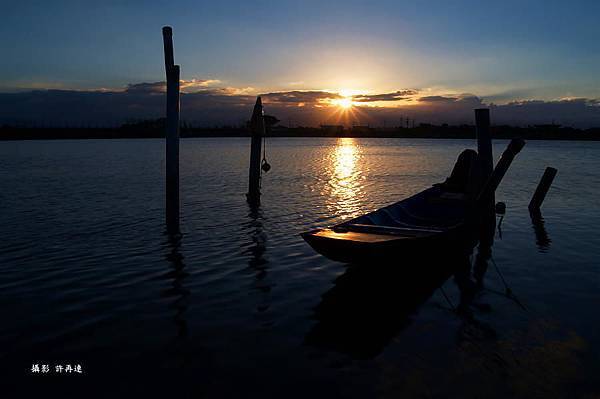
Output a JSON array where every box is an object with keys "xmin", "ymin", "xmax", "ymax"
[{"xmin": 0, "ymin": 138, "xmax": 598, "ymax": 398}]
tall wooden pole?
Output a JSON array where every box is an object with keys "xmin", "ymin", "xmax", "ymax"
[
  {"xmin": 247, "ymin": 97, "xmax": 264, "ymax": 206},
  {"xmin": 475, "ymin": 109, "xmax": 495, "ymax": 210},
  {"xmin": 162, "ymin": 27, "xmax": 174, "ymax": 71},
  {"xmin": 476, "ymin": 138, "xmax": 526, "ymax": 205},
  {"xmin": 475, "ymin": 109, "xmax": 493, "ymax": 190},
  {"xmin": 163, "ymin": 26, "xmax": 180, "ymax": 233},
  {"xmin": 474, "ymin": 108, "xmax": 495, "ymax": 268},
  {"xmin": 529, "ymin": 167, "xmax": 558, "ymax": 211},
  {"xmin": 471, "ymin": 137, "xmax": 526, "ymax": 287}
]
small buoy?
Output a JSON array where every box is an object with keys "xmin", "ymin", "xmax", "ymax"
[
  {"xmin": 261, "ymin": 159, "xmax": 271, "ymax": 172},
  {"xmin": 495, "ymin": 201, "xmax": 506, "ymax": 215}
]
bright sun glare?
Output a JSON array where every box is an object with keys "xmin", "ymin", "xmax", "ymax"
[
  {"xmin": 326, "ymin": 89, "xmax": 365, "ymax": 126},
  {"xmin": 336, "ymin": 97, "xmax": 353, "ymax": 109}
]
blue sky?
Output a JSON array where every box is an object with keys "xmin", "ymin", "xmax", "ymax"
[
  {"xmin": 2, "ymin": 0, "xmax": 599, "ymax": 99},
  {"xmin": 2, "ymin": 1, "xmax": 600, "ymax": 127}
]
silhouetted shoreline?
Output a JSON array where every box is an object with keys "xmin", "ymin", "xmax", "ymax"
[{"xmin": 2, "ymin": 123, "xmax": 600, "ymax": 141}]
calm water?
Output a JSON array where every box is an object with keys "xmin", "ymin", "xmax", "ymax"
[{"xmin": 0, "ymin": 138, "xmax": 599, "ymax": 397}]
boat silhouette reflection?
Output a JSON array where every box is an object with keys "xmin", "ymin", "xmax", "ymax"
[{"xmin": 305, "ymin": 252, "xmax": 478, "ymax": 359}]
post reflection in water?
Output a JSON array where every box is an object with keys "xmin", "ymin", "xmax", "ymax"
[
  {"xmin": 158, "ymin": 232, "xmax": 192, "ymax": 372},
  {"xmin": 323, "ymin": 138, "xmax": 365, "ymax": 219},
  {"xmin": 163, "ymin": 233, "xmax": 190, "ymax": 339},
  {"xmin": 530, "ymin": 209, "xmax": 552, "ymax": 252},
  {"xmin": 243, "ymin": 206, "xmax": 271, "ymax": 313}
]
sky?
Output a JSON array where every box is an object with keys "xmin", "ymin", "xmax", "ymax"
[{"xmin": 2, "ymin": 0, "xmax": 600, "ymax": 127}]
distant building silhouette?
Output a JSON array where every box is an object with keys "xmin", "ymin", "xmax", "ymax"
[{"xmin": 320, "ymin": 125, "xmax": 344, "ymax": 134}]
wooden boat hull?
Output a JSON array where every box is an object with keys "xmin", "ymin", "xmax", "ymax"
[
  {"xmin": 301, "ymin": 223, "xmax": 473, "ymax": 264},
  {"xmin": 301, "ymin": 186, "xmax": 478, "ymax": 264}
]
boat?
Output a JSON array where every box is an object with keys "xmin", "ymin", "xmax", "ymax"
[
  {"xmin": 301, "ymin": 187, "xmax": 477, "ymax": 264},
  {"xmin": 301, "ymin": 139, "xmax": 525, "ymax": 264}
]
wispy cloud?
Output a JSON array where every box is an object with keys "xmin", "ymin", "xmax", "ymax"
[
  {"xmin": 125, "ymin": 82, "xmax": 165, "ymax": 94},
  {"xmin": 418, "ymin": 95, "xmax": 458, "ymax": 103},
  {"xmin": 352, "ymin": 90, "xmax": 419, "ymax": 102},
  {"xmin": 180, "ymin": 79, "xmax": 221, "ymax": 91},
  {"xmin": 2, "ymin": 83, "xmax": 600, "ymax": 128},
  {"xmin": 261, "ymin": 90, "xmax": 342, "ymax": 105},
  {"xmin": 125, "ymin": 79, "xmax": 222, "ymax": 94}
]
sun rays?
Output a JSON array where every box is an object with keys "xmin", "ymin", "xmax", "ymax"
[
  {"xmin": 333, "ymin": 96, "xmax": 353, "ymax": 109},
  {"xmin": 324, "ymin": 91, "xmax": 371, "ymax": 126}
]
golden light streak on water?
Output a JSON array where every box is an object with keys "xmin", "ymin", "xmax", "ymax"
[{"xmin": 324, "ymin": 137, "xmax": 365, "ymax": 218}]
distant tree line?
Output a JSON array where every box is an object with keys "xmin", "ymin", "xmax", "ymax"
[{"xmin": 1, "ymin": 118, "xmax": 600, "ymax": 140}]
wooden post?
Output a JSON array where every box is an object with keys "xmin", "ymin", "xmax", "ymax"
[
  {"xmin": 475, "ymin": 108, "xmax": 495, "ymax": 252},
  {"xmin": 475, "ymin": 108, "xmax": 494, "ymax": 206},
  {"xmin": 473, "ymin": 138, "xmax": 525, "ymax": 283},
  {"xmin": 163, "ymin": 26, "xmax": 180, "ymax": 233},
  {"xmin": 528, "ymin": 167, "xmax": 558, "ymax": 211},
  {"xmin": 475, "ymin": 109, "xmax": 493, "ymax": 182},
  {"xmin": 162, "ymin": 26, "xmax": 174, "ymax": 71},
  {"xmin": 247, "ymin": 97, "xmax": 264, "ymax": 206},
  {"xmin": 476, "ymin": 138, "xmax": 526, "ymax": 206}
]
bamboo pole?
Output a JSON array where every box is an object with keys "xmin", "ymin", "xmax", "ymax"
[
  {"xmin": 472, "ymin": 138, "xmax": 525, "ymax": 277},
  {"xmin": 476, "ymin": 138, "xmax": 526, "ymax": 206},
  {"xmin": 163, "ymin": 26, "xmax": 180, "ymax": 233},
  {"xmin": 162, "ymin": 27, "xmax": 174, "ymax": 71},
  {"xmin": 528, "ymin": 167, "xmax": 557, "ymax": 211},
  {"xmin": 475, "ymin": 108, "xmax": 495, "ymax": 252},
  {"xmin": 475, "ymin": 109, "xmax": 493, "ymax": 183},
  {"xmin": 247, "ymin": 97, "xmax": 264, "ymax": 206}
]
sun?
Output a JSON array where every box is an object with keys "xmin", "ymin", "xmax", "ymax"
[
  {"xmin": 325, "ymin": 89, "xmax": 368, "ymax": 126},
  {"xmin": 335, "ymin": 96, "xmax": 353, "ymax": 109}
]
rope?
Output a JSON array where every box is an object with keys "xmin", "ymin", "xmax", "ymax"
[
  {"xmin": 258, "ymin": 138, "xmax": 263, "ymax": 188},
  {"xmin": 497, "ymin": 215, "xmax": 504, "ymax": 239},
  {"xmin": 439, "ymin": 286, "xmax": 455, "ymax": 311},
  {"xmin": 259, "ymin": 130, "xmax": 267, "ymax": 187},
  {"xmin": 490, "ymin": 255, "xmax": 528, "ymax": 312},
  {"xmin": 490, "ymin": 256, "xmax": 508, "ymax": 291},
  {"xmin": 260, "ymin": 128, "xmax": 271, "ymax": 179},
  {"xmin": 262, "ymin": 132, "xmax": 267, "ymax": 161}
]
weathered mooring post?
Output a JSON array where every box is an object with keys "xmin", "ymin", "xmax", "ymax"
[
  {"xmin": 475, "ymin": 109, "xmax": 494, "ymax": 197},
  {"xmin": 529, "ymin": 167, "xmax": 558, "ymax": 212},
  {"xmin": 474, "ymin": 108, "xmax": 495, "ymax": 266},
  {"xmin": 163, "ymin": 26, "xmax": 180, "ymax": 233},
  {"xmin": 247, "ymin": 97, "xmax": 265, "ymax": 206},
  {"xmin": 476, "ymin": 138, "xmax": 526, "ymax": 204}
]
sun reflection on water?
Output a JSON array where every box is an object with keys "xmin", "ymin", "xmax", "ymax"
[{"xmin": 324, "ymin": 138, "xmax": 364, "ymax": 218}]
